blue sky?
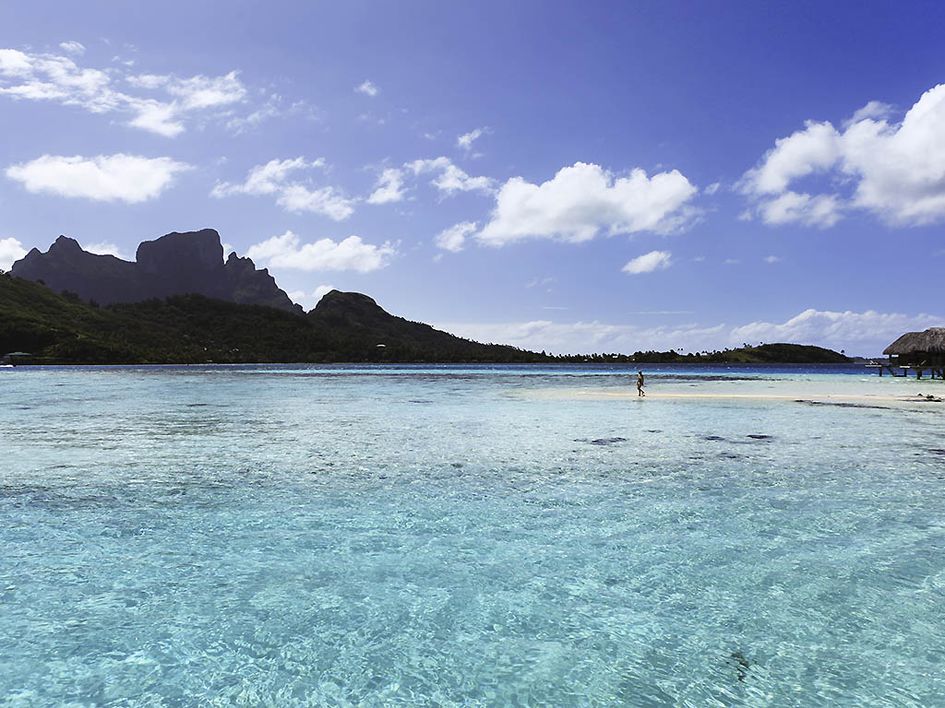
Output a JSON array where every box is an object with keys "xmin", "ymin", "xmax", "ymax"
[{"xmin": 1, "ymin": 1, "xmax": 944, "ymax": 355}]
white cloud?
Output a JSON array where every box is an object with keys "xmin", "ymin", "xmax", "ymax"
[
  {"xmin": 408, "ymin": 157, "xmax": 494, "ymax": 195},
  {"xmin": 277, "ymin": 185, "xmax": 354, "ymax": 220},
  {"xmin": 434, "ymin": 319, "xmax": 727, "ymax": 355},
  {"xmin": 457, "ymin": 127, "xmax": 486, "ymax": 152},
  {"xmin": 313, "ymin": 284, "xmax": 335, "ymax": 301},
  {"xmin": 436, "ymin": 308, "xmax": 945, "ymax": 356},
  {"xmin": 165, "ymin": 71, "xmax": 245, "ymax": 110},
  {"xmin": 212, "ymin": 157, "xmax": 353, "ymax": 220},
  {"xmin": 847, "ymin": 100, "xmax": 894, "ymax": 125},
  {"xmin": 225, "ymin": 93, "xmax": 285, "ymax": 134},
  {"xmin": 367, "ymin": 168, "xmax": 406, "ymax": 204},
  {"xmin": 730, "ymin": 309, "xmax": 945, "ymax": 351},
  {"xmin": 355, "ymin": 80, "xmax": 378, "ymax": 97},
  {"xmin": 0, "ymin": 236, "xmax": 27, "ymax": 270},
  {"xmin": 58, "ymin": 41, "xmax": 86, "ymax": 56},
  {"xmin": 84, "ymin": 241, "xmax": 128, "ymax": 259},
  {"xmin": 127, "ymin": 99, "xmax": 183, "ymax": 137},
  {"xmin": 6, "ymin": 154, "xmax": 191, "ymax": 203},
  {"xmin": 288, "ymin": 284, "xmax": 336, "ymax": 309},
  {"xmin": 365, "ymin": 157, "xmax": 493, "ymax": 206},
  {"xmin": 764, "ymin": 255, "xmax": 781, "ymax": 264},
  {"xmin": 435, "ymin": 221, "xmax": 478, "ymax": 253},
  {"xmin": 212, "ymin": 157, "xmax": 323, "ymax": 196},
  {"xmin": 0, "ymin": 47, "xmax": 258, "ymax": 137},
  {"xmin": 704, "ymin": 181, "xmax": 721, "ymax": 195},
  {"xmin": 756, "ymin": 191, "xmax": 843, "ymax": 227},
  {"xmin": 477, "ymin": 162, "xmax": 698, "ymax": 246},
  {"xmin": 246, "ymin": 231, "xmax": 394, "ymax": 272},
  {"xmin": 622, "ymin": 250, "xmax": 672, "ymax": 274},
  {"xmin": 741, "ymin": 84, "xmax": 945, "ymax": 226},
  {"xmin": 743, "ymin": 121, "xmax": 842, "ymax": 196},
  {"xmin": 0, "ymin": 50, "xmax": 32, "ymax": 76}
]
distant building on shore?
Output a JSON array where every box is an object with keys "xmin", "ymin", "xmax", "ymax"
[{"xmin": 883, "ymin": 327, "xmax": 945, "ymax": 379}]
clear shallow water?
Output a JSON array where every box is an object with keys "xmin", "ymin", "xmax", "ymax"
[{"xmin": 2, "ymin": 364, "xmax": 944, "ymax": 706}]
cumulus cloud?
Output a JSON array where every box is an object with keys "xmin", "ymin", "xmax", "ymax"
[
  {"xmin": 355, "ymin": 80, "xmax": 378, "ymax": 97},
  {"xmin": 407, "ymin": 157, "xmax": 494, "ymax": 195},
  {"xmin": 212, "ymin": 157, "xmax": 353, "ymax": 220},
  {"xmin": 212, "ymin": 157, "xmax": 323, "ymax": 196},
  {"xmin": 457, "ymin": 127, "xmax": 486, "ymax": 152},
  {"xmin": 246, "ymin": 231, "xmax": 395, "ymax": 272},
  {"xmin": 623, "ymin": 250, "xmax": 672, "ymax": 274},
  {"xmin": 84, "ymin": 241, "xmax": 128, "ymax": 259},
  {"xmin": 313, "ymin": 284, "xmax": 336, "ymax": 301},
  {"xmin": 277, "ymin": 185, "xmax": 355, "ymax": 220},
  {"xmin": 58, "ymin": 41, "xmax": 85, "ymax": 55},
  {"xmin": 741, "ymin": 84, "xmax": 945, "ymax": 227},
  {"xmin": 128, "ymin": 71, "xmax": 246, "ymax": 110},
  {"xmin": 6, "ymin": 154, "xmax": 191, "ymax": 203},
  {"xmin": 729, "ymin": 309, "xmax": 945, "ymax": 350},
  {"xmin": 434, "ymin": 319, "xmax": 727, "ymax": 355},
  {"xmin": 477, "ymin": 162, "xmax": 698, "ymax": 246},
  {"xmin": 288, "ymin": 284, "xmax": 336, "ymax": 310},
  {"xmin": 0, "ymin": 47, "xmax": 262, "ymax": 137},
  {"xmin": 367, "ymin": 168, "xmax": 406, "ymax": 204},
  {"xmin": 435, "ymin": 221, "xmax": 478, "ymax": 253},
  {"xmin": 847, "ymin": 100, "xmax": 894, "ymax": 125},
  {"xmin": 366, "ymin": 157, "xmax": 493, "ymax": 207},
  {"xmin": 436, "ymin": 308, "xmax": 945, "ymax": 356},
  {"xmin": 0, "ymin": 236, "xmax": 27, "ymax": 270},
  {"xmin": 756, "ymin": 191, "xmax": 843, "ymax": 227}
]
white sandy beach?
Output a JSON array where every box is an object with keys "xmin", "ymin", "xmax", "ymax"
[{"xmin": 520, "ymin": 381, "xmax": 945, "ymax": 408}]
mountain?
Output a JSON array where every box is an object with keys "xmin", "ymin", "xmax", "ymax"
[
  {"xmin": 0, "ymin": 275, "xmax": 546, "ymax": 364},
  {"xmin": 10, "ymin": 229, "xmax": 301, "ymax": 313},
  {"xmin": 308, "ymin": 290, "xmax": 522, "ymax": 360}
]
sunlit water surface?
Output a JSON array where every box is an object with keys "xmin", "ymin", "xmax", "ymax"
[{"xmin": 2, "ymin": 364, "xmax": 945, "ymax": 705}]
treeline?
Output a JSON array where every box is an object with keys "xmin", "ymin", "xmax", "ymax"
[{"xmin": 551, "ymin": 343, "xmax": 850, "ymax": 364}]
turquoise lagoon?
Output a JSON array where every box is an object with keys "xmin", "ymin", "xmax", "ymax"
[{"xmin": 2, "ymin": 364, "xmax": 944, "ymax": 705}]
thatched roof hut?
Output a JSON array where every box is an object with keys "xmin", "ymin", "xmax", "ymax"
[{"xmin": 884, "ymin": 327, "xmax": 945, "ymax": 356}]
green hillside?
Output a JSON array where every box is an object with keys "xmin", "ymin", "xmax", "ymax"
[{"xmin": 0, "ymin": 275, "xmax": 545, "ymax": 364}]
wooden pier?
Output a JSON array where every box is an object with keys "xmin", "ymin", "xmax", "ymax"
[{"xmin": 867, "ymin": 361, "xmax": 945, "ymax": 379}]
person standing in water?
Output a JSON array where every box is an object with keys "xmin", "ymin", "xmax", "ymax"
[{"xmin": 636, "ymin": 370, "xmax": 645, "ymax": 397}]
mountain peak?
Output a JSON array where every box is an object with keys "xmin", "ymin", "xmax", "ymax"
[
  {"xmin": 49, "ymin": 235, "xmax": 84, "ymax": 253},
  {"xmin": 136, "ymin": 229, "xmax": 224, "ymax": 274},
  {"xmin": 315, "ymin": 290, "xmax": 379, "ymax": 310},
  {"xmin": 12, "ymin": 228, "xmax": 301, "ymax": 313}
]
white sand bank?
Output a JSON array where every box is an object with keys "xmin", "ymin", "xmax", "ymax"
[{"xmin": 520, "ymin": 387, "xmax": 943, "ymax": 407}]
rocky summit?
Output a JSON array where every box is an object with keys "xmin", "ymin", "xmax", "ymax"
[{"xmin": 10, "ymin": 229, "xmax": 301, "ymax": 314}]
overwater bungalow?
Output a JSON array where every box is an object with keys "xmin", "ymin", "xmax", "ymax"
[{"xmin": 880, "ymin": 328, "xmax": 945, "ymax": 379}]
